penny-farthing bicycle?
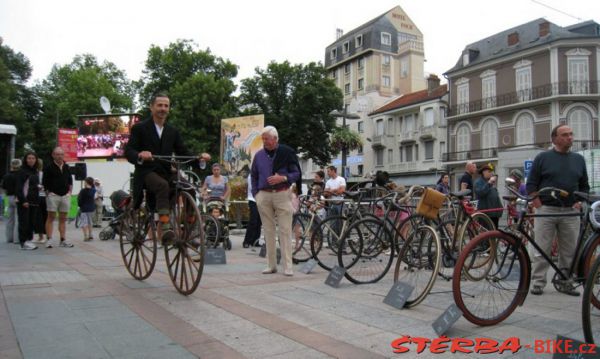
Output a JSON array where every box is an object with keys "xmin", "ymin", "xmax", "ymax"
[{"xmin": 119, "ymin": 155, "xmax": 206, "ymax": 295}]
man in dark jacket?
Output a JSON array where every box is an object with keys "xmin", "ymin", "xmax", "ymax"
[
  {"xmin": 43, "ymin": 147, "xmax": 74, "ymax": 248},
  {"xmin": 2, "ymin": 159, "xmax": 21, "ymax": 243},
  {"xmin": 125, "ymin": 93, "xmax": 210, "ymax": 243}
]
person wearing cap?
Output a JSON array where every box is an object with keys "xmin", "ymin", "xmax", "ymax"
[
  {"xmin": 474, "ymin": 163, "xmax": 502, "ymax": 229},
  {"xmin": 92, "ymin": 178, "xmax": 104, "ymax": 228},
  {"xmin": 2, "ymin": 159, "xmax": 22, "ymax": 243}
]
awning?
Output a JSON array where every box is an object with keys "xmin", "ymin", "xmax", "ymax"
[{"xmin": 0, "ymin": 124, "xmax": 17, "ymax": 135}]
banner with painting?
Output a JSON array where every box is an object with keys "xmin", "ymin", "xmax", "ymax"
[{"xmin": 220, "ymin": 114, "xmax": 264, "ymax": 176}]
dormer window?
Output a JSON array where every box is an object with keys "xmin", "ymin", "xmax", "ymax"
[
  {"xmin": 343, "ymin": 41, "xmax": 350, "ymax": 53},
  {"xmin": 330, "ymin": 48, "xmax": 337, "ymax": 60},
  {"xmin": 381, "ymin": 32, "xmax": 392, "ymax": 46},
  {"xmin": 355, "ymin": 34, "xmax": 363, "ymax": 48}
]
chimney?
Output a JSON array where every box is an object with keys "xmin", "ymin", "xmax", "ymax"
[
  {"xmin": 539, "ymin": 21, "xmax": 550, "ymax": 37},
  {"xmin": 508, "ymin": 32, "xmax": 519, "ymax": 46},
  {"xmin": 336, "ymin": 28, "xmax": 344, "ymax": 40},
  {"xmin": 427, "ymin": 74, "xmax": 440, "ymax": 93}
]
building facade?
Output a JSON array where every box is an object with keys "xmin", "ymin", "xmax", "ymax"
[
  {"xmin": 299, "ymin": 6, "xmax": 427, "ymax": 182},
  {"xmin": 368, "ymin": 75, "xmax": 448, "ymax": 186},
  {"xmin": 444, "ymin": 19, "xmax": 600, "ymax": 190}
]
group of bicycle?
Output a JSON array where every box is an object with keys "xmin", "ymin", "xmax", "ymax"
[{"xmin": 288, "ymin": 175, "xmax": 600, "ymax": 345}]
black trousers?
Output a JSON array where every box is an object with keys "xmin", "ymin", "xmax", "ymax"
[
  {"xmin": 143, "ymin": 172, "xmax": 173, "ymax": 213},
  {"xmin": 243, "ymin": 200, "xmax": 262, "ymax": 245},
  {"xmin": 17, "ymin": 203, "xmax": 37, "ymax": 246}
]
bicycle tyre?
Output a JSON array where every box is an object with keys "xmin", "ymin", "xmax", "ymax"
[
  {"xmin": 164, "ymin": 191, "xmax": 205, "ymax": 295},
  {"xmin": 583, "ymin": 254, "xmax": 600, "ymax": 344},
  {"xmin": 292, "ymin": 213, "xmax": 316, "ymax": 263},
  {"xmin": 201, "ymin": 214, "xmax": 221, "ymax": 249},
  {"xmin": 582, "ymin": 232, "xmax": 600, "ymax": 310},
  {"xmin": 453, "ymin": 230, "xmax": 529, "ymax": 326},
  {"xmin": 311, "ymin": 215, "xmax": 347, "ymax": 271},
  {"xmin": 393, "ymin": 224, "xmax": 441, "ymax": 307},
  {"xmin": 119, "ymin": 206, "xmax": 157, "ymax": 280},
  {"xmin": 339, "ymin": 218, "xmax": 395, "ymax": 284}
]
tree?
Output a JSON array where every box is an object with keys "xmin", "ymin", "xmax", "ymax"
[
  {"xmin": 137, "ymin": 40, "xmax": 238, "ymax": 156},
  {"xmin": 0, "ymin": 39, "xmax": 39, "ymax": 155},
  {"xmin": 34, "ymin": 54, "xmax": 134, "ymax": 158},
  {"xmin": 238, "ymin": 61, "xmax": 343, "ymax": 166}
]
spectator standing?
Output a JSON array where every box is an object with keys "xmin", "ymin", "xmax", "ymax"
[
  {"xmin": 93, "ymin": 178, "xmax": 104, "ymax": 228},
  {"xmin": 459, "ymin": 161, "xmax": 477, "ymax": 193},
  {"xmin": 78, "ymin": 177, "xmax": 96, "ymax": 241},
  {"xmin": 16, "ymin": 152, "xmax": 41, "ymax": 250},
  {"xmin": 474, "ymin": 164, "xmax": 503, "ymax": 229},
  {"xmin": 43, "ymin": 146, "xmax": 74, "ymax": 248},
  {"xmin": 251, "ymin": 126, "xmax": 300, "ymax": 276},
  {"xmin": 242, "ymin": 173, "xmax": 262, "ymax": 248},
  {"xmin": 202, "ymin": 163, "xmax": 230, "ymax": 201},
  {"xmin": 435, "ymin": 173, "xmax": 450, "ymax": 195},
  {"xmin": 33, "ymin": 159, "xmax": 46, "ymax": 242},
  {"xmin": 308, "ymin": 170, "xmax": 325, "ymax": 198},
  {"xmin": 2, "ymin": 159, "xmax": 21, "ymax": 243},
  {"xmin": 526, "ymin": 124, "xmax": 589, "ymax": 296},
  {"xmin": 324, "ymin": 166, "xmax": 346, "ymax": 216}
]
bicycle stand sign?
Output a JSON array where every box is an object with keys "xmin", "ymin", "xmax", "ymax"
[
  {"xmin": 432, "ymin": 304, "xmax": 463, "ymax": 336},
  {"xmin": 204, "ymin": 247, "xmax": 227, "ymax": 265},
  {"xmin": 300, "ymin": 259, "xmax": 318, "ymax": 274},
  {"xmin": 325, "ymin": 265, "xmax": 346, "ymax": 288},
  {"xmin": 383, "ymin": 281, "xmax": 414, "ymax": 310}
]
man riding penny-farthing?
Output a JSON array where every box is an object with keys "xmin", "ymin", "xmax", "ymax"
[{"xmin": 124, "ymin": 92, "xmax": 211, "ymax": 295}]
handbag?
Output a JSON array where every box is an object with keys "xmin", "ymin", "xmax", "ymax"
[{"xmin": 416, "ymin": 188, "xmax": 446, "ymax": 220}]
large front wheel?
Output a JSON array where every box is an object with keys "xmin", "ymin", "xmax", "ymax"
[
  {"xmin": 164, "ymin": 191, "xmax": 205, "ymax": 295},
  {"xmin": 119, "ymin": 206, "xmax": 157, "ymax": 280}
]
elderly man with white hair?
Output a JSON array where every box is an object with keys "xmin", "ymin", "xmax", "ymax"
[{"xmin": 250, "ymin": 126, "xmax": 301, "ymax": 276}]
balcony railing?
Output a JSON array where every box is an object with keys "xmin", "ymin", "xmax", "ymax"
[
  {"xmin": 443, "ymin": 140, "xmax": 600, "ymax": 162},
  {"xmin": 449, "ymin": 81, "xmax": 600, "ymax": 116}
]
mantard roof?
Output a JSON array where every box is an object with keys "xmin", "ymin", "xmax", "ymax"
[{"xmin": 369, "ymin": 84, "xmax": 448, "ymax": 116}]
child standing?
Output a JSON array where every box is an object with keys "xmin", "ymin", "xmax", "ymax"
[{"xmin": 78, "ymin": 177, "xmax": 96, "ymax": 241}]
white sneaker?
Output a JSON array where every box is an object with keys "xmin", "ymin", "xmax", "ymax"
[
  {"xmin": 46, "ymin": 240, "xmax": 54, "ymax": 248},
  {"xmin": 59, "ymin": 240, "xmax": 74, "ymax": 248},
  {"xmin": 21, "ymin": 241, "xmax": 38, "ymax": 250}
]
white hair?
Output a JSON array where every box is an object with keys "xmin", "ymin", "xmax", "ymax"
[{"xmin": 261, "ymin": 126, "xmax": 278, "ymax": 139}]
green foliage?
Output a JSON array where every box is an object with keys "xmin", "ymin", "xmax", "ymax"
[
  {"xmin": 0, "ymin": 40, "xmax": 39, "ymax": 156},
  {"xmin": 34, "ymin": 54, "xmax": 134, "ymax": 159},
  {"xmin": 137, "ymin": 40, "xmax": 238, "ymax": 156},
  {"xmin": 330, "ymin": 127, "xmax": 363, "ymax": 154},
  {"xmin": 238, "ymin": 61, "xmax": 343, "ymax": 166}
]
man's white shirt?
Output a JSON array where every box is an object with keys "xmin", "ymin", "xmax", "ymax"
[{"xmin": 325, "ymin": 176, "xmax": 346, "ymax": 200}]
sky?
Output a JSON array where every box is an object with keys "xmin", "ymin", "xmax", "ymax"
[{"xmin": 1, "ymin": 0, "xmax": 599, "ymax": 88}]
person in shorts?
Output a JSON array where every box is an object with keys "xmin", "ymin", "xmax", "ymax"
[
  {"xmin": 43, "ymin": 147, "xmax": 74, "ymax": 248},
  {"xmin": 78, "ymin": 177, "xmax": 96, "ymax": 241}
]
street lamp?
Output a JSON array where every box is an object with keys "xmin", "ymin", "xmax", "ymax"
[{"xmin": 330, "ymin": 104, "xmax": 360, "ymax": 179}]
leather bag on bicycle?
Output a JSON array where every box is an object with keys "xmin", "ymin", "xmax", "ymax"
[{"xmin": 416, "ymin": 188, "xmax": 446, "ymax": 220}]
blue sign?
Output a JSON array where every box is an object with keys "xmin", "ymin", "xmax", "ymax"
[
  {"xmin": 524, "ymin": 160, "xmax": 533, "ymax": 178},
  {"xmin": 332, "ymin": 155, "xmax": 363, "ymax": 166}
]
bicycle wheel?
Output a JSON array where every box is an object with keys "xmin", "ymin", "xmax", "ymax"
[
  {"xmin": 339, "ymin": 218, "xmax": 395, "ymax": 284},
  {"xmin": 201, "ymin": 214, "xmax": 220, "ymax": 249},
  {"xmin": 438, "ymin": 218, "xmax": 458, "ymax": 278},
  {"xmin": 292, "ymin": 213, "xmax": 316, "ymax": 263},
  {"xmin": 119, "ymin": 206, "xmax": 157, "ymax": 280},
  {"xmin": 457, "ymin": 213, "xmax": 496, "ymax": 281},
  {"xmin": 311, "ymin": 215, "xmax": 347, "ymax": 271},
  {"xmin": 453, "ymin": 230, "xmax": 528, "ymax": 326},
  {"xmin": 583, "ymin": 255, "xmax": 600, "ymax": 344},
  {"xmin": 164, "ymin": 191, "xmax": 205, "ymax": 295},
  {"xmin": 583, "ymin": 233, "xmax": 600, "ymax": 309},
  {"xmin": 393, "ymin": 224, "xmax": 441, "ymax": 307}
]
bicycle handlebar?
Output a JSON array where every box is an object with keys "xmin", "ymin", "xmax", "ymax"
[{"xmin": 506, "ymin": 185, "xmax": 568, "ymax": 203}]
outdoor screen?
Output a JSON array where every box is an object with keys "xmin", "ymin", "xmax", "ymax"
[{"xmin": 76, "ymin": 113, "xmax": 140, "ymax": 159}]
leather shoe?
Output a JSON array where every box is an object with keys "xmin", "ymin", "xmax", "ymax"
[
  {"xmin": 262, "ymin": 267, "xmax": 277, "ymax": 274},
  {"xmin": 530, "ymin": 286, "xmax": 543, "ymax": 295},
  {"xmin": 243, "ymin": 243, "xmax": 250, "ymax": 248},
  {"xmin": 557, "ymin": 285, "xmax": 580, "ymax": 297},
  {"xmin": 284, "ymin": 269, "xmax": 293, "ymax": 276}
]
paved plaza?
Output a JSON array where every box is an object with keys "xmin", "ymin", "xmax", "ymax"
[{"xmin": 0, "ymin": 220, "xmax": 592, "ymax": 358}]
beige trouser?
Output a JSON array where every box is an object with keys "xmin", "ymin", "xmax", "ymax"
[
  {"xmin": 255, "ymin": 190, "xmax": 294, "ymax": 271},
  {"xmin": 530, "ymin": 205, "xmax": 580, "ymax": 288}
]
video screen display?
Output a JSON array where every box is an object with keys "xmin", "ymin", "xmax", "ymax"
[{"xmin": 76, "ymin": 114, "xmax": 140, "ymax": 159}]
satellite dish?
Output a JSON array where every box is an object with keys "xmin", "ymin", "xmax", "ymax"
[{"xmin": 99, "ymin": 96, "xmax": 111, "ymax": 114}]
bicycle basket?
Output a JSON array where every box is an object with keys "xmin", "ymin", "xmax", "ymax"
[{"xmin": 416, "ymin": 188, "xmax": 446, "ymax": 219}]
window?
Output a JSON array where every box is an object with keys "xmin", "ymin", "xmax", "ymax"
[
  {"xmin": 397, "ymin": 32, "xmax": 417, "ymax": 45},
  {"xmin": 387, "ymin": 118, "xmax": 394, "ymax": 133},
  {"xmin": 355, "ymin": 35, "xmax": 363, "ymax": 48},
  {"xmin": 424, "ymin": 141, "xmax": 434, "ymax": 160},
  {"xmin": 375, "ymin": 149, "xmax": 384, "ymax": 166},
  {"xmin": 388, "ymin": 149, "xmax": 394, "ymax": 163},
  {"xmin": 415, "ymin": 144, "xmax": 419, "ymax": 161},
  {"xmin": 481, "ymin": 71, "xmax": 496, "ymax": 109},
  {"xmin": 423, "ymin": 108, "xmax": 434, "ymax": 127},
  {"xmin": 568, "ymin": 107, "xmax": 592, "ymax": 142},
  {"xmin": 331, "ymin": 70, "xmax": 337, "ymax": 79},
  {"xmin": 330, "ymin": 48, "xmax": 337, "ymax": 60},
  {"xmin": 358, "ymin": 57, "xmax": 364, "ymax": 69},
  {"xmin": 403, "ymin": 114, "xmax": 415, "ymax": 133},
  {"xmin": 382, "ymin": 54, "xmax": 391, "ymax": 66},
  {"xmin": 515, "ymin": 65, "xmax": 532, "ymax": 102},
  {"xmin": 515, "ymin": 112, "xmax": 534, "ymax": 145},
  {"xmin": 439, "ymin": 141, "xmax": 446, "ymax": 157},
  {"xmin": 400, "ymin": 58, "xmax": 408, "ymax": 78},
  {"xmin": 456, "ymin": 124, "xmax": 470, "ymax": 160},
  {"xmin": 344, "ymin": 83, "xmax": 350, "ymax": 94},
  {"xmin": 357, "ymin": 164, "xmax": 363, "ymax": 176},
  {"xmin": 481, "ymin": 119, "xmax": 498, "ymax": 158},
  {"xmin": 344, "ymin": 63, "xmax": 351, "ymax": 74},
  {"xmin": 357, "ymin": 145, "xmax": 363, "ymax": 154},
  {"xmin": 405, "ymin": 145, "xmax": 413, "ymax": 162},
  {"xmin": 358, "ymin": 78, "xmax": 364, "ymax": 90},
  {"xmin": 381, "ymin": 32, "xmax": 392, "ymax": 46},
  {"xmin": 568, "ymin": 58, "xmax": 589, "ymax": 94},
  {"xmin": 439, "ymin": 107, "xmax": 447, "ymax": 126},
  {"xmin": 343, "ymin": 41, "xmax": 350, "ymax": 54},
  {"xmin": 398, "ymin": 146, "xmax": 403, "ymax": 162},
  {"xmin": 456, "ymin": 79, "xmax": 469, "ymax": 114},
  {"xmin": 375, "ymin": 119, "xmax": 384, "ymax": 136},
  {"xmin": 357, "ymin": 121, "xmax": 364, "ymax": 133},
  {"xmin": 382, "ymin": 76, "xmax": 391, "ymax": 88}
]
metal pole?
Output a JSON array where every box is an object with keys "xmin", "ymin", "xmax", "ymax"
[{"xmin": 341, "ymin": 105, "xmax": 347, "ymax": 179}]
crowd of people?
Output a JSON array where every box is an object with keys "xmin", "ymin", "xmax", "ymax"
[{"xmin": 77, "ymin": 133, "xmax": 129, "ymax": 157}]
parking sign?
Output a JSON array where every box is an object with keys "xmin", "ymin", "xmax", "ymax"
[{"xmin": 524, "ymin": 160, "xmax": 533, "ymax": 178}]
